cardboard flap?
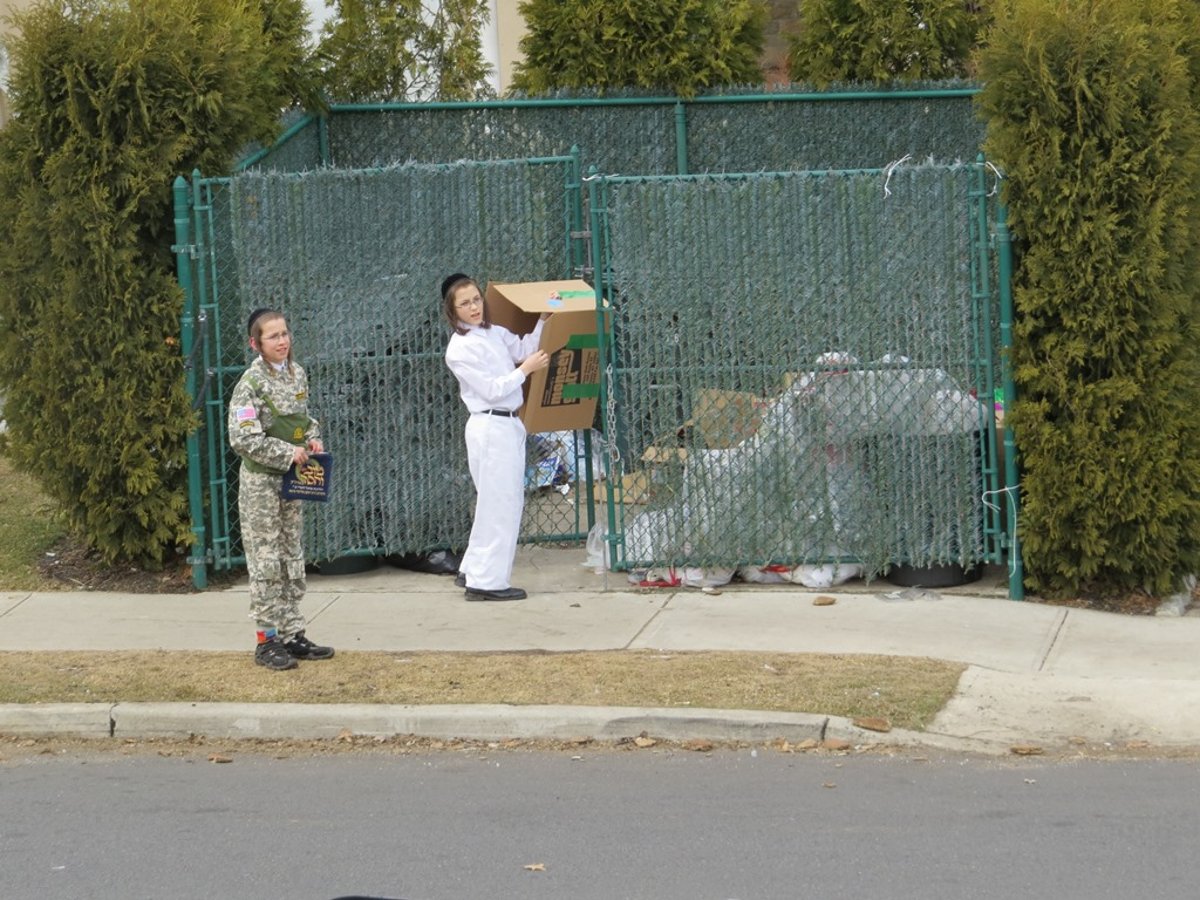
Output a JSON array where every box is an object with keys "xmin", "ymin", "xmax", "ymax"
[{"xmin": 486, "ymin": 280, "xmax": 597, "ymax": 333}]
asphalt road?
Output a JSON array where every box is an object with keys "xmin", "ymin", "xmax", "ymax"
[{"xmin": 3, "ymin": 746, "xmax": 1199, "ymax": 900}]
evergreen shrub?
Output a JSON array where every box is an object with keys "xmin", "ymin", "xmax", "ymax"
[
  {"xmin": 0, "ymin": 0, "xmax": 316, "ymax": 567},
  {"xmin": 788, "ymin": 0, "xmax": 988, "ymax": 86},
  {"xmin": 315, "ymin": 0, "xmax": 492, "ymax": 102},
  {"xmin": 510, "ymin": 0, "xmax": 767, "ymax": 98},
  {"xmin": 977, "ymin": 0, "xmax": 1200, "ymax": 596}
]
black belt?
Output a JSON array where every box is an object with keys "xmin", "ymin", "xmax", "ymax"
[{"xmin": 477, "ymin": 408, "xmax": 517, "ymax": 417}]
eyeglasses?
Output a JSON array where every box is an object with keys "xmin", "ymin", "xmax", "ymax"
[{"xmin": 455, "ymin": 297, "xmax": 484, "ymax": 310}]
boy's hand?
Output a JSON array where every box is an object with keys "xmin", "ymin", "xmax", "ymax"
[{"xmin": 520, "ymin": 349, "xmax": 551, "ymax": 375}]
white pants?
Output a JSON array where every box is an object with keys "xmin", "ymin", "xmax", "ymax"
[{"xmin": 460, "ymin": 414, "xmax": 526, "ymax": 590}]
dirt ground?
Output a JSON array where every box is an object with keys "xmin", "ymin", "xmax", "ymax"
[
  {"xmin": 1026, "ymin": 589, "xmax": 1166, "ymax": 616},
  {"xmin": 35, "ymin": 537, "xmax": 237, "ymax": 594}
]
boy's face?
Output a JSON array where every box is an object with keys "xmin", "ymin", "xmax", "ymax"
[
  {"xmin": 452, "ymin": 284, "xmax": 485, "ymax": 328},
  {"xmin": 253, "ymin": 317, "xmax": 290, "ymax": 366}
]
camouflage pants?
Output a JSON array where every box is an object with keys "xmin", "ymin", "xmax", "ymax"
[{"xmin": 238, "ymin": 467, "xmax": 306, "ymax": 640}]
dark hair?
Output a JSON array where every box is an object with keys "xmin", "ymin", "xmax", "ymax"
[
  {"xmin": 441, "ymin": 273, "xmax": 490, "ymax": 335},
  {"xmin": 247, "ymin": 307, "xmax": 282, "ymax": 336},
  {"xmin": 247, "ymin": 307, "xmax": 292, "ymax": 364}
]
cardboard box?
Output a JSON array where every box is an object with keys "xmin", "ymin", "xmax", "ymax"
[
  {"xmin": 588, "ymin": 471, "xmax": 652, "ymax": 506},
  {"xmin": 485, "ymin": 279, "xmax": 603, "ymax": 434},
  {"xmin": 638, "ymin": 388, "xmax": 764, "ymax": 465},
  {"xmin": 690, "ymin": 388, "xmax": 764, "ymax": 449}
]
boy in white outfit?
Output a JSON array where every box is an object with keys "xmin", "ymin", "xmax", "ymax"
[{"xmin": 442, "ymin": 273, "xmax": 550, "ymax": 601}]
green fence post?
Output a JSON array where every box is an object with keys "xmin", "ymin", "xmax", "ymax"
[
  {"xmin": 997, "ymin": 199, "xmax": 1023, "ymax": 600},
  {"xmin": 674, "ymin": 101, "xmax": 689, "ymax": 175},
  {"xmin": 587, "ymin": 168, "xmax": 621, "ymax": 569},
  {"xmin": 568, "ymin": 145, "xmax": 586, "ymax": 277},
  {"xmin": 173, "ymin": 175, "xmax": 208, "ymax": 589},
  {"xmin": 318, "ymin": 113, "xmax": 330, "ymax": 166}
]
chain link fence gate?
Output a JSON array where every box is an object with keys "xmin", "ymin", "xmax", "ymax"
[
  {"xmin": 176, "ymin": 155, "xmax": 591, "ymax": 586},
  {"xmin": 587, "ymin": 159, "xmax": 1009, "ymax": 585}
]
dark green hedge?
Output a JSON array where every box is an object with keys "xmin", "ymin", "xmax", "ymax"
[
  {"xmin": 511, "ymin": 0, "xmax": 768, "ymax": 98},
  {"xmin": 788, "ymin": 0, "xmax": 988, "ymax": 85},
  {"xmin": 0, "ymin": 0, "xmax": 315, "ymax": 567},
  {"xmin": 978, "ymin": 0, "xmax": 1200, "ymax": 596}
]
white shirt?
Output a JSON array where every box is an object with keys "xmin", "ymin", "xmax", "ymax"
[{"xmin": 445, "ymin": 320, "xmax": 545, "ymax": 413}]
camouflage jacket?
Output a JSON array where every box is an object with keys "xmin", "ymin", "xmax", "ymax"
[{"xmin": 228, "ymin": 357, "xmax": 321, "ymax": 474}]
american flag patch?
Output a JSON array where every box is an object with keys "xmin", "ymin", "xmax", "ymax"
[{"xmin": 235, "ymin": 406, "xmax": 258, "ymax": 422}]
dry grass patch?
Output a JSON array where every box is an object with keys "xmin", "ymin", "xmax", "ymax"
[
  {"xmin": 0, "ymin": 649, "xmax": 963, "ymax": 732},
  {"xmin": 0, "ymin": 454, "xmax": 65, "ymax": 591}
]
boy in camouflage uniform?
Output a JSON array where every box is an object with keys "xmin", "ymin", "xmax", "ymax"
[{"xmin": 228, "ymin": 308, "xmax": 334, "ymax": 671}]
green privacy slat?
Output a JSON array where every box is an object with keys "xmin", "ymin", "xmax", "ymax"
[
  {"xmin": 195, "ymin": 156, "xmax": 591, "ymax": 566},
  {"xmin": 241, "ymin": 91, "xmax": 984, "ymax": 178},
  {"xmin": 594, "ymin": 162, "xmax": 1004, "ymax": 581}
]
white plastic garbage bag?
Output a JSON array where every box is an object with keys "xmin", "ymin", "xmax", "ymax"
[
  {"xmin": 584, "ymin": 521, "xmax": 608, "ymax": 574},
  {"xmin": 738, "ymin": 565, "xmax": 791, "ymax": 584},
  {"xmin": 627, "ymin": 566, "xmax": 681, "ymax": 587},
  {"xmin": 681, "ymin": 566, "xmax": 735, "ymax": 588},
  {"xmin": 788, "ymin": 562, "xmax": 863, "ymax": 588}
]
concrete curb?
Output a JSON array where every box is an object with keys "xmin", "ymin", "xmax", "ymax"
[
  {"xmin": 0, "ymin": 702, "xmax": 1011, "ymax": 755},
  {"xmin": 110, "ymin": 703, "xmax": 831, "ymax": 742},
  {"xmin": 0, "ymin": 703, "xmax": 113, "ymax": 737}
]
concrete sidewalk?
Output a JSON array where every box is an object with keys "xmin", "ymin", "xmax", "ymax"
[{"xmin": 2, "ymin": 547, "xmax": 1199, "ymax": 753}]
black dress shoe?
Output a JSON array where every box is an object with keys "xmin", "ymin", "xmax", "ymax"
[
  {"xmin": 464, "ymin": 586, "xmax": 527, "ymax": 601},
  {"xmin": 454, "ymin": 573, "xmax": 466, "ymax": 588}
]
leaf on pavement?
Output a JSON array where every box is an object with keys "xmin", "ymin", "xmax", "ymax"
[
  {"xmin": 853, "ymin": 716, "xmax": 892, "ymax": 732},
  {"xmin": 524, "ymin": 863, "xmax": 546, "ymax": 872}
]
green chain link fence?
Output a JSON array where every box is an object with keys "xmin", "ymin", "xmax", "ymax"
[
  {"xmin": 177, "ymin": 155, "xmax": 590, "ymax": 581},
  {"xmin": 179, "ymin": 89, "xmax": 1017, "ymax": 594},
  {"xmin": 238, "ymin": 87, "xmax": 985, "ymax": 177},
  {"xmin": 587, "ymin": 161, "xmax": 1007, "ymax": 583}
]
